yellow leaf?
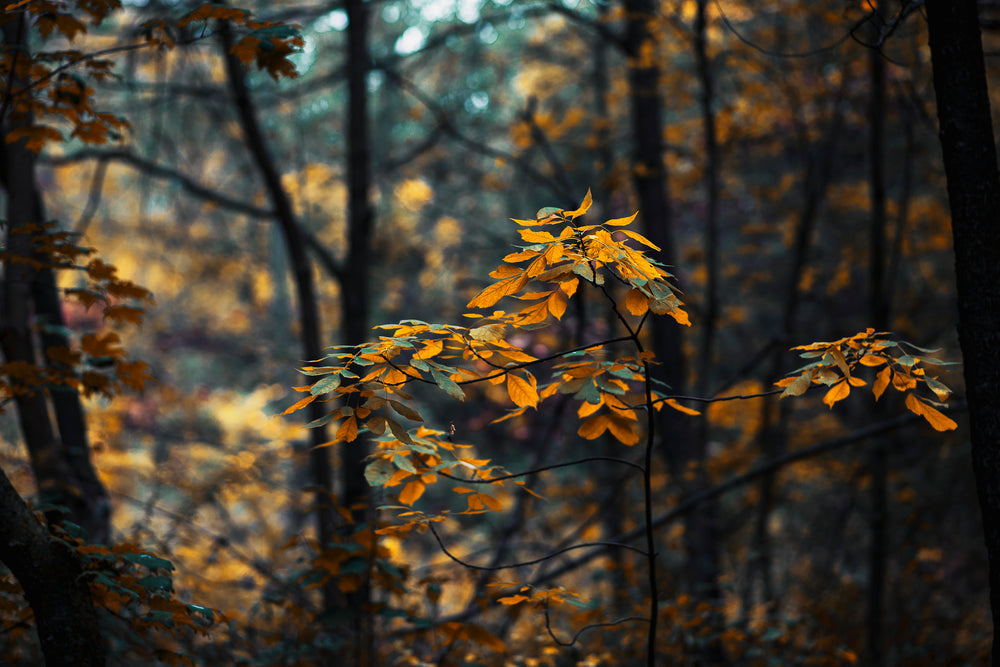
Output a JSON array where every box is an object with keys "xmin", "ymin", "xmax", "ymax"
[
  {"xmin": 468, "ymin": 272, "xmax": 529, "ymax": 308},
  {"xmin": 823, "ymin": 380, "xmax": 850, "ymax": 408},
  {"xmin": 873, "ymin": 365, "xmax": 891, "ymax": 401},
  {"xmin": 563, "ymin": 189, "xmax": 593, "ymax": 219},
  {"xmin": 618, "ymin": 229, "xmax": 661, "ymax": 251},
  {"xmin": 507, "ymin": 372, "xmax": 539, "ymax": 408},
  {"xmin": 607, "ymin": 414, "xmax": 639, "ymax": 445},
  {"xmin": 519, "ymin": 229, "xmax": 555, "ymax": 244},
  {"xmin": 577, "ymin": 400, "xmax": 603, "ymax": 418},
  {"xmin": 625, "ymin": 289, "xmax": 649, "ymax": 317},
  {"xmin": 399, "ymin": 480, "xmax": 425, "ymax": 506},
  {"xmin": 848, "ymin": 376, "xmax": 867, "ymax": 387},
  {"xmin": 414, "ymin": 338, "xmax": 444, "ymax": 360},
  {"xmin": 547, "ymin": 289, "xmax": 568, "ymax": 320},
  {"xmin": 469, "ymin": 324, "xmax": 506, "ymax": 342},
  {"xmin": 664, "ymin": 398, "xmax": 701, "ymax": 415},
  {"xmin": 603, "ymin": 211, "xmax": 639, "ymax": 227}
]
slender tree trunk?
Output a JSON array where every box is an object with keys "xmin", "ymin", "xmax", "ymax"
[
  {"xmin": 343, "ymin": 1, "xmax": 375, "ymax": 664},
  {"xmin": 749, "ymin": 93, "xmax": 843, "ymax": 615},
  {"xmin": 218, "ymin": 25, "xmax": 338, "ymax": 617},
  {"xmin": 924, "ymin": 1, "xmax": 1000, "ymax": 663},
  {"xmin": 0, "ymin": 10, "xmax": 110, "ymax": 543},
  {"xmin": 623, "ymin": 1, "xmax": 722, "ymax": 659},
  {"xmin": 865, "ymin": 32, "xmax": 888, "ymax": 667},
  {"xmin": 0, "ymin": 14, "xmax": 105, "ymax": 665}
]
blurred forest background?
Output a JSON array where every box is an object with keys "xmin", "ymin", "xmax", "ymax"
[{"xmin": 0, "ymin": 0, "xmax": 991, "ymax": 665}]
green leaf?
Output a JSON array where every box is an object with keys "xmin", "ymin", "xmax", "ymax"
[
  {"xmin": 138, "ymin": 575, "xmax": 174, "ymax": 594},
  {"xmin": 127, "ymin": 553, "xmax": 175, "ymax": 571},
  {"xmin": 393, "ymin": 452, "xmax": 416, "ymax": 473},
  {"xmin": 431, "ymin": 369, "xmax": 466, "ymax": 401},
  {"xmin": 310, "ymin": 373, "xmax": 342, "ymax": 395}
]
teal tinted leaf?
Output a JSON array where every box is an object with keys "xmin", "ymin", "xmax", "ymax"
[
  {"xmin": 393, "ymin": 452, "xmax": 416, "ymax": 473},
  {"xmin": 431, "ymin": 369, "xmax": 465, "ymax": 401},
  {"xmin": 365, "ymin": 458, "xmax": 394, "ymax": 486},
  {"xmin": 310, "ymin": 373, "xmax": 342, "ymax": 395},
  {"xmin": 128, "ymin": 553, "xmax": 175, "ymax": 571}
]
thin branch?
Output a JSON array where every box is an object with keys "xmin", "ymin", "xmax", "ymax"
[
  {"xmin": 544, "ymin": 604, "xmax": 648, "ymax": 647},
  {"xmin": 441, "ymin": 455, "xmax": 645, "ymax": 484},
  {"xmin": 429, "ymin": 524, "xmax": 647, "ymax": 572},
  {"xmin": 531, "ymin": 404, "xmax": 965, "ymax": 587}
]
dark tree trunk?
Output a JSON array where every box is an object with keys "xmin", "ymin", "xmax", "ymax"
[
  {"xmin": 865, "ymin": 31, "xmax": 888, "ymax": 667},
  {"xmin": 0, "ymin": 469, "xmax": 105, "ymax": 666},
  {"xmin": 623, "ymin": 0, "xmax": 722, "ymax": 658},
  {"xmin": 0, "ymin": 11, "xmax": 110, "ymax": 543},
  {"xmin": 925, "ymin": 0, "xmax": 1000, "ymax": 665},
  {"xmin": 925, "ymin": 1, "xmax": 1000, "ymax": 663},
  {"xmin": 218, "ymin": 25, "xmax": 338, "ymax": 616},
  {"xmin": 343, "ymin": 1, "xmax": 375, "ymax": 664}
]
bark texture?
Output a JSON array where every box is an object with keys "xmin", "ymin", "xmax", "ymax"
[{"xmin": 925, "ymin": 1, "xmax": 1000, "ymax": 663}]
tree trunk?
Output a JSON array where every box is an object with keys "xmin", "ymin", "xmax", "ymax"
[
  {"xmin": 0, "ymin": 469, "xmax": 105, "ymax": 666},
  {"xmin": 218, "ymin": 24, "xmax": 338, "ymax": 617},
  {"xmin": 0, "ymin": 10, "xmax": 110, "ymax": 543},
  {"xmin": 623, "ymin": 0, "xmax": 722, "ymax": 658},
  {"xmin": 925, "ymin": 1, "xmax": 1000, "ymax": 663},
  {"xmin": 343, "ymin": 1, "xmax": 375, "ymax": 664}
]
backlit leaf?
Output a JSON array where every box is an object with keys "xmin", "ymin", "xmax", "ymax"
[
  {"xmin": 507, "ymin": 372, "xmax": 539, "ymax": 408},
  {"xmin": 823, "ymin": 380, "xmax": 850, "ymax": 408},
  {"xmin": 625, "ymin": 289, "xmax": 649, "ymax": 317}
]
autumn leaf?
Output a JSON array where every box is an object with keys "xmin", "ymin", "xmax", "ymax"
[
  {"xmin": 823, "ymin": 379, "xmax": 851, "ymax": 407},
  {"xmin": 399, "ymin": 480, "xmax": 425, "ymax": 506},
  {"xmin": 625, "ymin": 289, "xmax": 650, "ymax": 317},
  {"xmin": 779, "ymin": 373, "xmax": 812, "ymax": 398},
  {"xmin": 905, "ymin": 394, "xmax": 958, "ymax": 431},
  {"xmin": 562, "ymin": 189, "xmax": 593, "ymax": 219},
  {"xmin": 507, "ymin": 372, "xmax": 539, "ymax": 408},
  {"xmin": 603, "ymin": 211, "xmax": 639, "ymax": 226},
  {"xmin": 467, "ymin": 272, "xmax": 529, "ymax": 309}
]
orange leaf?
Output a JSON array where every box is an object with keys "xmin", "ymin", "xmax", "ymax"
[
  {"xmin": 562, "ymin": 189, "xmax": 593, "ymax": 219},
  {"xmin": 336, "ymin": 416, "xmax": 358, "ymax": 442},
  {"xmin": 823, "ymin": 380, "xmax": 850, "ymax": 408},
  {"xmin": 507, "ymin": 372, "xmax": 539, "ymax": 408},
  {"xmin": 603, "ymin": 211, "xmax": 639, "ymax": 227},
  {"xmin": 905, "ymin": 394, "xmax": 958, "ymax": 431},
  {"xmin": 578, "ymin": 414, "xmax": 610, "ymax": 440},
  {"xmin": 399, "ymin": 480, "xmax": 425, "ymax": 506},
  {"xmin": 664, "ymin": 398, "xmax": 701, "ymax": 415},
  {"xmin": 282, "ymin": 393, "xmax": 317, "ymax": 415},
  {"xmin": 873, "ymin": 365, "xmax": 891, "ymax": 401},
  {"xmin": 467, "ymin": 272, "xmax": 528, "ymax": 308},
  {"xmin": 625, "ymin": 289, "xmax": 649, "ymax": 317},
  {"xmin": 606, "ymin": 414, "xmax": 639, "ymax": 445}
]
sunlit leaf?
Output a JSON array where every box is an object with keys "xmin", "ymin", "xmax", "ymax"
[{"xmin": 507, "ymin": 372, "xmax": 539, "ymax": 408}]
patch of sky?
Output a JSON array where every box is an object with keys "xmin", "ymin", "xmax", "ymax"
[
  {"xmin": 465, "ymin": 91, "xmax": 489, "ymax": 113},
  {"xmin": 478, "ymin": 22, "xmax": 499, "ymax": 45},
  {"xmin": 314, "ymin": 9, "xmax": 348, "ymax": 32},
  {"xmin": 395, "ymin": 26, "xmax": 427, "ymax": 55}
]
